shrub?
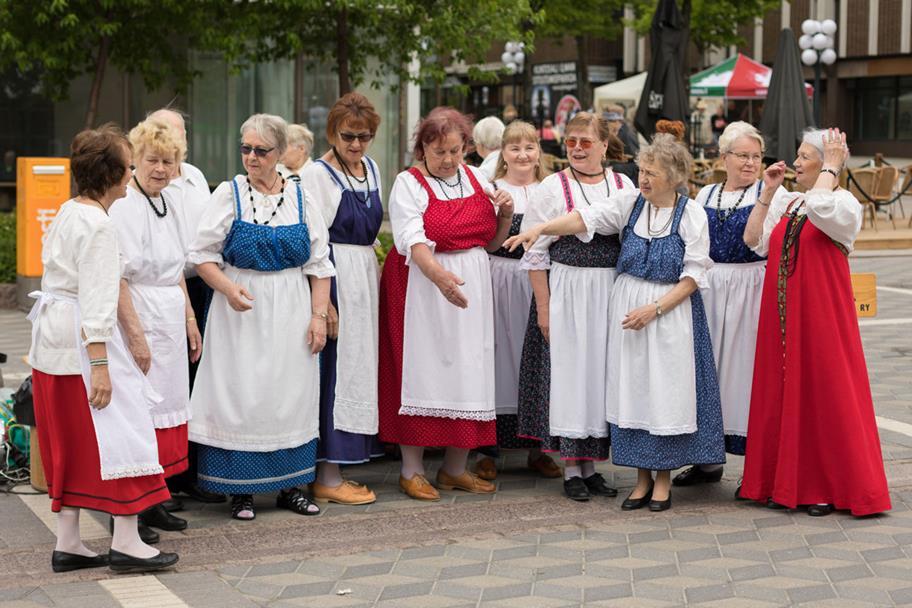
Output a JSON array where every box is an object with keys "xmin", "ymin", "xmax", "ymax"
[
  {"xmin": 0, "ymin": 213, "xmax": 15, "ymax": 284},
  {"xmin": 375, "ymin": 231, "xmax": 394, "ymax": 266}
]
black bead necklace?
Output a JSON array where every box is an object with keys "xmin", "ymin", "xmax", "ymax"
[
  {"xmin": 424, "ymin": 162, "xmax": 464, "ymax": 200},
  {"xmin": 247, "ymin": 173, "xmax": 285, "ymax": 225},
  {"xmin": 133, "ymin": 176, "xmax": 167, "ymax": 218},
  {"xmin": 569, "ymin": 166, "xmax": 610, "ymax": 207},
  {"xmin": 715, "ymin": 180, "xmax": 750, "ymax": 223},
  {"xmin": 332, "ymin": 147, "xmax": 370, "ymax": 204}
]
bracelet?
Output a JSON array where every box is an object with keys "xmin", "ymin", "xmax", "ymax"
[
  {"xmin": 89, "ymin": 358, "xmax": 108, "ymax": 367},
  {"xmin": 312, "ymin": 312, "xmax": 328, "ymax": 321},
  {"xmin": 757, "ymin": 200, "xmax": 770, "ymax": 207},
  {"xmin": 821, "ymin": 168, "xmax": 840, "ymax": 179},
  {"xmin": 186, "ymin": 316, "xmax": 197, "ymax": 323},
  {"xmin": 654, "ymin": 300, "xmax": 664, "ymax": 317}
]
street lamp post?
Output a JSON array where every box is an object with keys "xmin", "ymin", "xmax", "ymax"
[
  {"xmin": 799, "ymin": 19, "xmax": 838, "ymax": 126},
  {"xmin": 501, "ymin": 41, "xmax": 525, "ymax": 116}
]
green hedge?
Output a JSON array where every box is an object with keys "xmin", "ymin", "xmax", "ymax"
[
  {"xmin": 375, "ymin": 231, "xmax": 394, "ymax": 266},
  {"xmin": 0, "ymin": 213, "xmax": 14, "ymax": 284}
]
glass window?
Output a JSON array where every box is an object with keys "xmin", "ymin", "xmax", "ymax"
[
  {"xmin": 855, "ymin": 77, "xmax": 896, "ymax": 140},
  {"xmin": 898, "ymin": 77, "xmax": 912, "ymax": 141}
]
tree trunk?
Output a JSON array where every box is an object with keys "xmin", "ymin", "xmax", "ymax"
[
  {"xmin": 84, "ymin": 35, "xmax": 111, "ymax": 130},
  {"xmin": 575, "ymin": 35, "xmax": 590, "ymax": 110},
  {"xmin": 336, "ymin": 7, "xmax": 351, "ymax": 96}
]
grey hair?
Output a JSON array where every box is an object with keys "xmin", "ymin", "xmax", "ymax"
[
  {"xmin": 473, "ymin": 116, "xmax": 506, "ymax": 150},
  {"xmin": 801, "ymin": 128, "xmax": 827, "ymax": 159},
  {"xmin": 286, "ymin": 123, "xmax": 314, "ymax": 156},
  {"xmin": 637, "ymin": 132, "xmax": 693, "ymax": 188},
  {"xmin": 240, "ymin": 113, "xmax": 288, "ymax": 156},
  {"xmin": 719, "ymin": 121, "xmax": 765, "ymax": 155}
]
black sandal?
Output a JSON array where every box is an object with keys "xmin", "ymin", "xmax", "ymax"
[
  {"xmin": 231, "ymin": 494, "xmax": 256, "ymax": 520},
  {"xmin": 276, "ymin": 488, "xmax": 321, "ymax": 515}
]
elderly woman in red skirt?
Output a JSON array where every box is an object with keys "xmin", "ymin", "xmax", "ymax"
[
  {"xmin": 378, "ymin": 107, "xmax": 514, "ymax": 500},
  {"xmin": 28, "ymin": 125, "xmax": 179, "ymax": 573},
  {"xmin": 740, "ymin": 128, "xmax": 890, "ymax": 517}
]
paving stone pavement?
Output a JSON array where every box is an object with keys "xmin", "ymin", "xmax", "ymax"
[{"xmin": 0, "ymin": 251, "xmax": 910, "ymax": 607}]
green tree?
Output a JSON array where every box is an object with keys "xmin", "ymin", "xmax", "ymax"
[
  {"xmin": 629, "ymin": 0, "xmax": 781, "ymax": 58},
  {"xmin": 0, "ymin": 0, "xmax": 204, "ymax": 129}
]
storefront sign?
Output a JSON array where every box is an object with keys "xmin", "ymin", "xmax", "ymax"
[{"xmin": 532, "ymin": 62, "xmax": 578, "ymax": 92}]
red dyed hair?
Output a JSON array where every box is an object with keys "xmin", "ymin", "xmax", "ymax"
[
  {"xmin": 326, "ymin": 92, "xmax": 381, "ymax": 140},
  {"xmin": 412, "ymin": 107, "xmax": 473, "ymax": 161}
]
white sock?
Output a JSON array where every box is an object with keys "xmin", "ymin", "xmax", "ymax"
[
  {"xmin": 442, "ymin": 448, "xmax": 469, "ymax": 477},
  {"xmin": 316, "ymin": 462, "xmax": 344, "ymax": 487},
  {"xmin": 55, "ymin": 508, "xmax": 96, "ymax": 557},
  {"xmin": 564, "ymin": 463, "xmax": 582, "ymax": 480},
  {"xmin": 580, "ymin": 461, "xmax": 596, "ymax": 478},
  {"xmin": 111, "ymin": 515, "xmax": 159, "ymax": 559},
  {"xmin": 400, "ymin": 445, "xmax": 426, "ymax": 480}
]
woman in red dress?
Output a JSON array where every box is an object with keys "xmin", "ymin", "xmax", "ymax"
[
  {"xmin": 740, "ymin": 128, "xmax": 890, "ymax": 517},
  {"xmin": 378, "ymin": 107, "xmax": 514, "ymax": 500}
]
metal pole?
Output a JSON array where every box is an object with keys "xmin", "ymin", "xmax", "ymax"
[{"xmin": 813, "ymin": 59, "xmax": 822, "ymax": 126}]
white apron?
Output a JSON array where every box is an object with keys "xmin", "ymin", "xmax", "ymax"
[
  {"xmin": 188, "ymin": 265, "xmax": 321, "ymax": 452},
  {"xmin": 490, "ymin": 255, "xmax": 533, "ymax": 415},
  {"xmin": 28, "ymin": 291, "xmax": 164, "ymax": 480},
  {"xmin": 400, "ymin": 247, "xmax": 496, "ymax": 421},
  {"xmin": 331, "ymin": 243, "xmax": 379, "ymax": 434},
  {"xmin": 547, "ymin": 262, "xmax": 615, "ymax": 438}
]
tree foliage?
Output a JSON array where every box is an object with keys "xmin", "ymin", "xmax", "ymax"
[{"xmin": 629, "ymin": 0, "xmax": 781, "ymax": 55}]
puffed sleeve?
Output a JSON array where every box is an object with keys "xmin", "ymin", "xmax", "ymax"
[
  {"xmin": 77, "ymin": 218, "xmax": 121, "ymax": 344},
  {"xmin": 805, "ymin": 188, "xmax": 863, "ymax": 252},
  {"xmin": 519, "ymin": 178, "xmax": 562, "ymax": 270},
  {"xmin": 301, "ymin": 162, "xmax": 342, "ymax": 228},
  {"xmin": 389, "ymin": 171, "xmax": 433, "ymax": 265},
  {"xmin": 678, "ymin": 199, "xmax": 713, "ymax": 289},
  {"xmin": 577, "ymin": 187, "xmax": 640, "ymax": 242},
  {"xmin": 107, "ymin": 193, "xmax": 145, "ymax": 282},
  {"xmin": 693, "ymin": 184, "xmax": 715, "ymax": 207},
  {"xmin": 751, "ymin": 186, "xmax": 793, "ymax": 257},
  {"xmin": 188, "ymin": 181, "xmax": 236, "ymax": 267},
  {"xmin": 301, "ymin": 185, "xmax": 336, "ymax": 278}
]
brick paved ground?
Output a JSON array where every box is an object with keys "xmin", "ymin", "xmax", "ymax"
[{"xmin": 0, "ymin": 251, "xmax": 910, "ymax": 607}]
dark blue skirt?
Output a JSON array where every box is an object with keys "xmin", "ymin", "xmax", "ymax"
[{"xmin": 197, "ymin": 439, "xmax": 317, "ymax": 495}]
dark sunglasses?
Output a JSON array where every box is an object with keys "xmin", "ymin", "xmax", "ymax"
[
  {"xmin": 339, "ymin": 132, "xmax": 373, "ymax": 143},
  {"xmin": 239, "ymin": 144, "xmax": 275, "ymax": 158}
]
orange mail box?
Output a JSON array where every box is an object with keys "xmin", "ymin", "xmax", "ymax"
[
  {"xmin": 16, "ymin": 158, "xmax": 71, "ymax": 277},
  {"xmin": 850, "ymin": 273, "xmax": 876, "ymax": 318}
]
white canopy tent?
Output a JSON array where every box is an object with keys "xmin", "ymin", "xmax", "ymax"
[{"xmin": 593, "ymin": 72, "xmax": 647, "ymax": 111}]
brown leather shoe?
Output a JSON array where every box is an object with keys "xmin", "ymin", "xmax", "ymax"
[
  {"xmin": 474, "ymin": 457, "xmax": 498, "ymax": 481},
  {"xmin": 527, "ymin": 454, "xmax": 562, "ymax": 478},
  {"xmin": 311, "ymin": 480, "xmax": 377, "ymax": 505},
  {"xmin": 399, "ymin": 474, "xmax": 440, "ymax": 501},
  {"xmin": 436, "ymin": 469, "xmax": 496, "ymax": 494}
]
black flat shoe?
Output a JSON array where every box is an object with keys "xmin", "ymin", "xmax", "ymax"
[
  {"xmin": 649, "ymin": 492, "xmax": 672, "ymax": 512},
  {"xmin": 672, "ymin": 466, "xmax": 723, "ymax": 487},
  {"xmin": 161, "ymin": 498, "xmax": 184, "ymax": 512},
  {"xmin": 766, "ymin": 498, "xmax": 788, "ymax": 510},
  {"xmin": 807, "ymin": 504, "xmax": 833, "ymax": 517},
  {"xmin": 140, "ymin": 504, "xmax": 188, "ymax": 531},
  {"xmin": 563, "ymin": 477, "xmax": 591, "ymax": 501},
  {"xmin": 109, "ymin": 549, "xmax": 179, "ymax": 574},
  {"xmin": 621, "ymin": 484, "xmax": 654, "ymax": 511},
  {"xmin": 51, "ymin": 551, "xmax": 109, "ymax": 573},
  {"xmin": 109, "ymin": 517, "xmax": 159, "ymax": 544},
  {"xmin": 276, "ymin": 488, "xmax": 320, "ymax": 515},
  {"xmin": 174, "ymin": 483, "xmax": 227, "ymax": 504},
  {"xmin": 583, "ymin": 473, "xmax": 618, "ymax": 497},
  {"xmin": 734, "ymin": 483, "xmax": 747, "ymax": 501}
]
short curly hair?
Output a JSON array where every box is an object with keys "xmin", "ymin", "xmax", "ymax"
[
  {"xmin": 412, "ymin": 107, "xmax": 473, "ymax": 162},
  {"xmin": 129, "ymin": 118, "xmax": 186, "ymax": 164},
  {"xmin": 326, "ymin": 92, "xmax": 381, "ymax": 141},
  {"xmin": 70, "ymin": 124, "xmax": 132, "ymax": 200},
  {"xmin": 638, "ymin": 132, "xmax": 693, "ymax": 188}
]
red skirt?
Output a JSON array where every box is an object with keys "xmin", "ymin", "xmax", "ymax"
[
  {"xmin": 32, "ymin": 370, "xmax": 171, "ymax": 515},
  {"xmin": 378, "ymin": 249, "xmax": 496, "ymax": 449},
  {"xmin": 156, "ymin": 423, "xmax": 189, "ymax": 478},
  {"xmin": 740, "ymin": 218, "xmax": 890, "ymax": 516}
]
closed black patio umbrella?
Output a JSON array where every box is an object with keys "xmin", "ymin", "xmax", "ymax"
[
  {"xmin": 634, "ymin": 0, "xmax": 691, "ymax": 138},
  {"xmin": 760, "ymin": 28, "xmax": 814, "ymax": 164}
]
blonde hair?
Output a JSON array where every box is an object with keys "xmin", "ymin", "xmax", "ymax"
[
  {"xmin": 719, "ymin": 121, "xmax": 765, "ymax": 155},
  {"xmin": 638, "ymin": 132, "xmax": 693, "ymax": 188},
  {"xmin": 129, "ymin": 119, "xmax": 185, "ymax": 164},
  {"xmin": 473, "ymin": 116, "xmax": 506, "ymax": 151},
  {"xmin": 565, "ymin": 111, "xmax": 612, "ymax": 141},
  {"xmin": 493, "ymin": 121, "xmax": 549, "ymax": 182}
]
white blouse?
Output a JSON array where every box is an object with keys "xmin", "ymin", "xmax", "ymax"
[
  {"xmin": 577, "ymin": 188, "xmax": 713, "ymax": 289},
  {"xmin": 30, "ymin": 201, "xmax": 121, "ymax": 374},
  {"xmin": 389, "ymin": 165, "xmax": 495, "ymax": 265},
  {"xmin": 493, "ymin": 179, "xmax": 535, "ymax": 216},
  {"xmin": 519, "ymin": 170, "xmax": 636, "ymax": 271},
  {"xmin": 165, "ymin": 162, "xmax": 211, "ymax": 277},
  {"xmin": 751, "ymin": 187, "xmax": 863, "ymax": 257},
  {"xmin": 301, "ymin": 157, "xmax": 381, "ymax": 229},
  {"xmin": 188, "ymin": 175, "xmax": 335, "ymax": 278}
]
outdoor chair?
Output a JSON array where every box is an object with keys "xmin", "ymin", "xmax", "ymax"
[
  {"xmin": 872, "ymin": 165, "xmax": 899, "ymax": 229},
  {"xmin": 847, "ymin": 167, "xmax": 880, "ymax": 230}
]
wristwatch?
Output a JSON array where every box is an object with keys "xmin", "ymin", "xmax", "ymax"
[{"xmin": 821, "ymin": 167, "xmax": 840, "ymax": 179}]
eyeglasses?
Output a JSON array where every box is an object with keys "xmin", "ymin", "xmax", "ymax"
[
  {"xmin": 565, "ymin": 137, "xmax": 596, "ymax": 150},
  {"xmin": 729, "ymin": 152, "xmax": 762, "ymax": 164},
  {"xmin": 339, "ymin": 132, "xmax": 373, "ymax": 143},
  {"xmin": 239, "ymin": 144, "xmax": 275, "ymax": 158}
]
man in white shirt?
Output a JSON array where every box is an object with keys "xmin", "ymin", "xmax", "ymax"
[{"xmin": 147, "ymin": 108, "xmax": 225, "ymax": 506}]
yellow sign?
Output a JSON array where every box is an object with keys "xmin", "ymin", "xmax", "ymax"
[
  {"xmin": 851, "ymin": 273, "xmax": 876, "ymax": 317},
  {"xmin": 16, "ymin": 158, "xmax": 71, "ymax": 277}
]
